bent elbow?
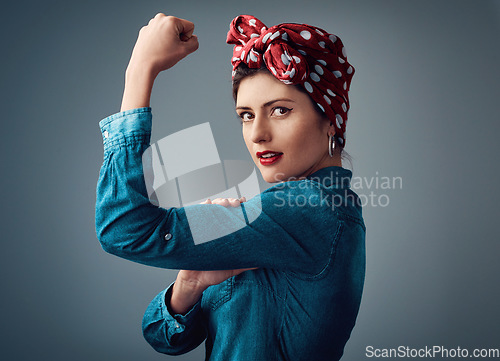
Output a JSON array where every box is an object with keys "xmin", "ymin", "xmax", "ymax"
[
  {"xmin": 95, "ymin": 209, "xmax": 139, "ymax": 259},
  {"xmin": 95, "ymin": 220, "xmax": 165, "ymax": 266},
  {"xmin": 96, "ymin": 227, "xmax": 123, "ymax": 257},
  {"xmin": 95, "ymin": 215, "xmax": 135, "ymax": 259}
]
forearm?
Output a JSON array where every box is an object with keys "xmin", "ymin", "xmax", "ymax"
[
  {"xmin": 120, "ymin": 64, "xmax": 157, "ymax": 112},
  {"xmin": 170, "ymin": 278, "xmax": 206, "ymax": 315}
]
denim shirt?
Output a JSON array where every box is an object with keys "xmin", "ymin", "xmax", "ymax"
[{"xmin": 95, "ymin": 107, "xmax": 366, "ymax": 361}]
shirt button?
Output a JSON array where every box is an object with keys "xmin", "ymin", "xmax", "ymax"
[
  {"xmin": 164, "ymin": 233, "xmax": 172, "ymax": 241},
  {"xmin": 103, "ymin": 130, "xmax": 109, "ymax": 138}
]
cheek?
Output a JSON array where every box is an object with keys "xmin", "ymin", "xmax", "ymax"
[
  {"xmin": 284, "ymin": 123, "xmax": 320, "ymax": 149},
  {"xmin": 291, "ymin": 125, "xmax": 326, "ymax": 156}
]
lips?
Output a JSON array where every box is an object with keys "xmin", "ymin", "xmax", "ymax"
[
  {"xmin": 257, "ymin": 150, "xmax": 284, "ymax": 166},
  {"xmin": 256, "ymin": 150, "xmax": 283, "ymax": 158}
]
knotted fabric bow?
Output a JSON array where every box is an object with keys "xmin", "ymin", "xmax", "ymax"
[{"xmin": 227, "ymin": 15, "xmax": 354, "ymax": 148}]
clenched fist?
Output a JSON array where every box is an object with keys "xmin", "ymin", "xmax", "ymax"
[
  {"xmin": 120, "ymin": 13, "xmax": 199, "ymax": 111},
  {"xmin": 128, "ymin": 13, "xmax": 199, "ymax": 77}
]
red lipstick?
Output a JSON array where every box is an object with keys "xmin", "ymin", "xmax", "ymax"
[{"xmin": 257, "ymin": 150, "xmax": 283, "ymax": 166}]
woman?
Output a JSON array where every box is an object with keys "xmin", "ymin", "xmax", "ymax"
[{"xmin": 96, "ymin": 13, "xmax": 366, "ymax": 361}]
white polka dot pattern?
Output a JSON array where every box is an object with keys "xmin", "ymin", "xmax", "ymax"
[
  {"xmin": 281, "ymin": 53, "xmax": 290, "ymax": 66},
  {"xmin": 262, "ymin": 32, "xmax": 272, "ymax": 43},
  {"xmin": 304, "ymin": 81, "xmax": 313, "ymax": 93},
  {"xmin": 300, "ymin": 30, "xmax": 311, "ymax": 40},
  {"xmin": 270, "ymin": 31, "xmax": 280, "ymax": 40},
  {"xmin": 336, "ymin": 114, "xmax": 343, "ymax": 128},
  {"xmin": 310, "ymin": 72, "xmax": 320, "ymax": 82},
  {"xmin": 227, "ymin": 15, "xmax": 355, "ymax": 148}
]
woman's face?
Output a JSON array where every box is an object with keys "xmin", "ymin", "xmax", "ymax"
[{"xmin": 236, "ymin": 71, "xmax": 337, "ymax": 183}]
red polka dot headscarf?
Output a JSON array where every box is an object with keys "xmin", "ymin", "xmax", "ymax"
[{"xmin": 227, "ymin": 15, "xmax": 354, "ymax": 148}]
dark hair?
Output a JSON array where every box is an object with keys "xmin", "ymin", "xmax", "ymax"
[
  {"xmin": 232, "ymin": 63, "xmax": 266, "ymax": 102},
  {"xmin": 232, "ymin": 64, "xmax": 317, "ymax": 108},
  {"xmin": 231, "ymin": 64, "xmax": 353, "ymax": 168}
]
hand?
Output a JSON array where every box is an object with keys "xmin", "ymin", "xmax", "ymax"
[
  {"xmin": 200, "ymin": 196, "xmax": 247, "ymax": 207},
  {"xmin": 120, "ymin": 13, "xmax": 199, "ymax": 111},
  {"xmin": 127, "ymin": 13, "xmax": 199, "ymax": 77},
  {"xmin": 169, "ymin": 196, "xmax": 255, "ymax": 315},
  {"xmin": 176, "ymin": 267, "xmax": 255, "ymax": 291}
]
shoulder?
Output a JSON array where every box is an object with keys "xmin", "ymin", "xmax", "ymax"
[
  {"xmin": 261, "ymin": 178, "xmax": 325, "ymax": 200},
  {"xmin": 249, "ymin": 179, "xmax": 340, "ymax": 230},
  {"xmin": 259, "ymin": 177, "xmax": 365, "ymax": 230}
]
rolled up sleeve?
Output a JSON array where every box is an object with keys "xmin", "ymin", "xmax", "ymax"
[{"xmin": 142, "ymin": 282, "xmax": 206, "ymax": 355}]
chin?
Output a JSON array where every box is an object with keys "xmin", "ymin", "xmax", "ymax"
[
  {"xmin": 259, "ymin": 168, "xmax": 286, "ymax": 183},
  {"xmin": 253, "ymin": 158, "xmax": 290, "ymax": 183}
]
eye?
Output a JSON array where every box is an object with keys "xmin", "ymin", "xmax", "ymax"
[
  {"xmin": 238, "ymin": 112, "xmax": 254, "ymax": 123},
  {"xmin": 271, "ymin": 107, "xmax": 292, "ymax": 117}
]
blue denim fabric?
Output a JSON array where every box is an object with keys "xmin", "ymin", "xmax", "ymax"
[{"xmin": 96, "ymin": 107, "xmax": 366, "ymax": 361}]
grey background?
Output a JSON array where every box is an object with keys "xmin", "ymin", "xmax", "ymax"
[{"xmin": 1, "ymin": 0, "xmax": 499, "ymax": 360}]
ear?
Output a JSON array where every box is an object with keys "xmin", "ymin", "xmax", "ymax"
[{"xmin": 327, "ymin": 121, "xmax": 336, "ymax": 137}]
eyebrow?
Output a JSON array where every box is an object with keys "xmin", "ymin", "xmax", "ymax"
[{"xmin": 236, "ymin": 98, "xmax": 295, "ymax": 111}]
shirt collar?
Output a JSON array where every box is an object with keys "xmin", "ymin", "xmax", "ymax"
[{"xmin": 305, "ymin": 166, "xmax": 352, "ymax": 188}]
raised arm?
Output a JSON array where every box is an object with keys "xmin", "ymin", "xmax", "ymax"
[
  {"xmin": 120, "ymin": 13, "xmax": 199, "ymax": 112},
  {"xmin": 96, "ymin": 14, "xmax": 342, "ymax": 274}
]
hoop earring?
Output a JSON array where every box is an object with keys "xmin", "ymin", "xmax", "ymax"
[{"xmin": 328, "ymin": 134, "xmax": 335, "ymax": 157}]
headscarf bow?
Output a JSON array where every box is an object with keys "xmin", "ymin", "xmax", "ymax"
[{"xmin": 227, "ymin": 15, "xmax": 354, "ymax": 147}]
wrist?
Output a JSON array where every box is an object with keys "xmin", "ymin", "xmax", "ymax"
[
  {"xmin": 175, "ymin": 275, "xmax": 208, "ymax": 294},
  {"xmin": 170, "ymin": 279, "xmax": 206, "ymax": 315},
  {"xmin": 125, "ymin": 61, "xmax": 158, "ymax": 84},
  {"xmin": 120, "ymin": 63, "xmax": 157, "ymax": 112}
]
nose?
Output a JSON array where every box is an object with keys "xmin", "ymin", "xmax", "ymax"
[{"xmin": 250, "ymin": 114, "xmax": 272, "ymax": 144}]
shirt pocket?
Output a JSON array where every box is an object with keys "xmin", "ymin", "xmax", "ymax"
[{"xmin": 201, "ymin": 276, "xmax": 234, "ymax": 311}]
